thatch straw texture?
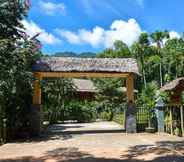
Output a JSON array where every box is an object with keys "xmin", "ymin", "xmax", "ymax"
[
  {"xmin": 160, "ymin": 77, "xmax": 184, "ymax": 91},
  {"xmin": 32, "ymin": 57, "xmax": 140, "ymax": 75}
]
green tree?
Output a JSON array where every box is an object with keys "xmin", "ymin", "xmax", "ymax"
[
  {"xmin": 96, "ymin": 40, "xmax": 132, "ymax": 120},
  {"xmin": 163, "ymin": 38, "xmax": 184, "ymax": 78},
  {"xmin": 93, "ymin": 78, "xmax": 125, "ymax": 121},
  {"xmin": 131, "ymin": 33, "xmax": 150, "ymax": 88},
  {"xmin": 113, "ymin": 40, "xmax": 131, "ymax": 57},
  {"xmin": 97, "ymin": 40, "xmax": 131, "ymax": 58},
  {"xmin": 0, "ymin": 0, "xmax": 41, "ymax": 138},
  {"xmin": 42, "ymin": 78, "xmax": 75, "ymax": 124},
  {"xmin": 150, "ymin": 30, "xmax": 170, "ymax": 87},
  {"xmin": 150, "ymin": 30, "xmax": 169, "ymax": 48},
  {"xmin": 0, "ymin": 0, "xmax": 30, "ymax": 39},
  {"xmin": 138, "ymin": 82, "xmax": 158, "ymax": 127},
  {"xmin": 145, "ymin": 46, "xmax": 162, "ymax": 83}
]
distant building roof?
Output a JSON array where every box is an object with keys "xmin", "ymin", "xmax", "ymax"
[
  {"xmin": 72, "ymin": 79, "xmax": 138, "ymax": 94},
  {"xmin": 72, "ymin": 79, "xmax": 98, "ymax": 93},
  {"xmin": 160, "ymin": 77, "xmax": 184, "ymax": 92},
  {"xmin": 32, "ymin": 57, "xmax": 140, "ymax": 75}
]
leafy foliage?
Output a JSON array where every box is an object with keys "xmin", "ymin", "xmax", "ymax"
[
  {"xmin": 97, "ymin": 40, "xmax": 131, "ymax": 58},
  {"xmin": 137, "ymin": 82, "xmax": 158, "ymax": 109},
  {"xmin": 42, "ymin": 79, "xmax": 75, "ymax": 124},
  {"xmin": 0, "ymin": 0, "xmax": 30, "ymax": 39},
  {"xmin": 137, "ymin": 82, "xmax": 158, "ymax": 127},
  {"xmin": 93, "ymin": 78, "xmax": 126, "ymax": 121},
  {"xmin": 0, "ymin": 0, "xmax": 41, "ymax": 139},
  {"xmin": 66, "ymin": 101, "xmax": 97, "ymax": 123}
]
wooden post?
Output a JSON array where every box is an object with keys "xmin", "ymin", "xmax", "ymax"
[
  {"xmin": 170, "ymin": 107, "xmax": 173, "ymax": 135},
  {"xmin": 180, "ymin": 105, "xmax": 184, "ymax": 136},
  {"xmin": 31, "ymin": 73, "xmax": 42, "ymax": 136},
  {"xmin": 33, "ymin": 73, "xmax": 42, "ymax": 105},
  {"xmin": 126, "ymin": 73, "xmax": 136, "ymax": 133},
  {"xmin": 126, "ymin": 74, "xmax": 134, "ymax": 103}
]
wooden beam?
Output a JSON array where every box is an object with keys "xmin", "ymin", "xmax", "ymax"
[
  {"xmin": 33, "ymin": 73, "xmax": 42, "ymax": 105},
  {"xmin": 38, "ymin": 72, "xmax": 129, "ymax": 78},
  {"xmin": 126, "ymin": 74, "xmax": 134, "ymax": 102},
  {"xmin": 180, "ymin": 106, "xmax": 184, "ymax": 136}
]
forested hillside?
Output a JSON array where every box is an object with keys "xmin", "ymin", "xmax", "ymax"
[{"xmin": 53, "ymin": 52, "xmax": 96, "ymax": 58}]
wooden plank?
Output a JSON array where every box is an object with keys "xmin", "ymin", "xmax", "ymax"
[
  {"xmin": 126, "ymin": 74, "xmax": 134, "ymax": 102},
  {"xmin": 39, "ymin": 72, "xmax": 129, "ymax": 78},
  {"xmin": 180, "ymin": 106, "xmax": 184, "ymax": 136},
  {"xmin": 33, "ymin": 73, "xmax": 42, "ymax": 105}
]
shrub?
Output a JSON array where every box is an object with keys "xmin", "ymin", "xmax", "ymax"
[{"xmin": 100, "ymin": 111, "xmax": 113, "ymax": 121}]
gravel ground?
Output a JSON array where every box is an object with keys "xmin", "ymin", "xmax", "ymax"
[{"xmin": 0, "ymin": 122, "xmax": 184, "ymax": 162}]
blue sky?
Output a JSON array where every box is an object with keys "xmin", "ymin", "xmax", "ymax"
[{"xmin": 24, "ymin": 0, "xmax": 184, "ymax": 54}]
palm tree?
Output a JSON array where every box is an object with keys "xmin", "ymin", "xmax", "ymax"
[
  {"xmin": 150, "ymin": 30, "xmax": 170, "ymax": 87},
  {"xmin": 131, "ymin": 33, "xmax": 150, "ymax": 88},
  {"xmin": 164, "ymin": 38, "xmax": 184, "ymax": 78}
]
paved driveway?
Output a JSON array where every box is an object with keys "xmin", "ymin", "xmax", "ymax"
[
  {"xmin": 0, "ymin": 122, "xmax": 184, "ymax": 162},
  {"xmin": 47, "ymin": 121, "xmax": 125, "ymax": 134}
]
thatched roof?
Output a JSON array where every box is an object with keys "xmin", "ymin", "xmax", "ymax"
[
  {"xmin": 160, "ymin": 77, "xmax": 184, "ymax": 92},
  {"xmin": 32, "ymin": 57, "xmax": 140, "ymax": 75},
  {"xmin": 72, "ymin": 79, "xmax": 98, "ymax": 92},
  {"xmin": 72, "ymin": 79, "xmax": 138, "ymax": 93}
]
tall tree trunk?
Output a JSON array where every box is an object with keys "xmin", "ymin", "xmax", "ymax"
[
  {"xmin": 143, "ymin": 68, "xmax": 147, "ymax": 88},
  {"xmin": 157, "ymin": 43, "xmax": 163, "ymax": 87},
  {"xmin": 141, "ymin": 55, "xmax": 147, "ymax": 88},
  {"xmin": 176, "ymin": 61, "xmax": 178, "ymax": 78},
  {"xmin": 168, "ymin": 61, "xmax": 171, "ymax": 75},
  {"xmin": 160, "ymin": 62, "xmax": 163, "ymax": 87}
]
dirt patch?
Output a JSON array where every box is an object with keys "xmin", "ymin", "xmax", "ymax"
[{"xmin": 0, "ymin": 123, "xmax": 184, "ymax": 162}]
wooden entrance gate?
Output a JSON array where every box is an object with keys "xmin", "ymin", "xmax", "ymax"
[{"xmin": 32, "ymin": 57, "xmax": 140, "ymax": 135}]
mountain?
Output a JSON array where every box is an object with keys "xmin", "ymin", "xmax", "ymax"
[{"xmin": 54, "ymin": 52, "xmax": 96, "ymax": 58}]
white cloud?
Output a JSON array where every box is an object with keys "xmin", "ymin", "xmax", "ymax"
[
  {"xmin": 39, "ymin": 1, "xmax": 66, "ymax": 16},
  {"xmin": 57, "ymin": 30, "xmax": 81, "ymax": 44},
  {"xmin": 104, "ymin": 19, "xmax": 142, "ymax": 47},
  {"xmin": 22, "ymin": 20, "xmax": 61, "ymax": 45},
  {"xmin": 162, "ymin": 31, "xmax": 180, "ymax": 45},
  {"xmin": 56, "ymin": 19, "xmax": 142, "ymax": 48},
  {"xmin": 169, "ymin": 31, "xmax": 180, "ymax": 39},
  {"xmin": 151, "ymin": 31, "xmax": 181, "ymax": 47}
]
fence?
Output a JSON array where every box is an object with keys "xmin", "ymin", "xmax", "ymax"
[
  {"xmin": 135, "ymin": 105, "xmax": 184, "ymax": 135},
  {"xmin": 136, "ymin": 106, "xmax": 150, "ymax": 132},
  {"xmin": 113, "ymin": 105, "xmax": 150, "ymax": 132},
  {"xmin": 164, "ymin": 105, "xmax": 184, "ymax": 136}
]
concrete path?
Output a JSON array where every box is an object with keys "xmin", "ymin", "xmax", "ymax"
[
  {"xmin": 47, "ymin": 121, "xmax": 125, "ymax": 134},
  {"xmin": 0, "ymin": 122, "xmax": 184, "ymax": 162}
]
